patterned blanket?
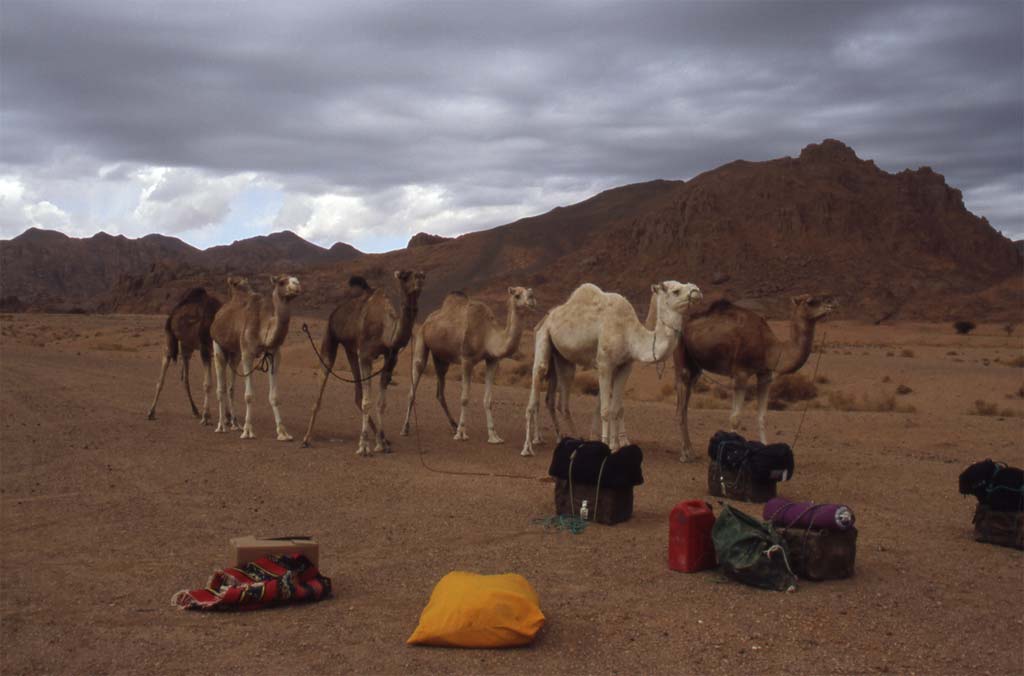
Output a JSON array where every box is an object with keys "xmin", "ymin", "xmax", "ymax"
[{"xmin": 171, "ymin": 553, "xmax": 331, "ymax": 611}]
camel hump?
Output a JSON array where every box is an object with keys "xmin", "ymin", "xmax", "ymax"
[
  {"xmin": 692, "ymin": 298, "xmax": 737, "ymax": 318},
  {"xmin": 447, "ymin": 290, "xmax": 468, "ymax": 298},
  {"xmin": 348, "ymin": 275, "xmax": 371, "ymax": 291},
  {"xmin": 171, "ymin": 287, "xmax": 209, "ymax": 311}
]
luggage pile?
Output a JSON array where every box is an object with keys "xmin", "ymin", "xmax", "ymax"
[
  {"xmin": 958, "ymin": 459, "xmax": 1024, "ymax": 550},
  {"xmin": 763, "ymin": 498, "xmax": 857, "ymax": 580},
  {"xmin": 548, "ymin": 437, "xmax": 644, "ymax": 525},
  {"xmin": 707, "ymin": 431, "xmax": 794, "ymax": 502}
]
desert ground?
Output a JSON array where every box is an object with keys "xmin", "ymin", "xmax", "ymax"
[{"xmin": 1, "ymin": 312, "xmax": 1022, "ymax": 675}]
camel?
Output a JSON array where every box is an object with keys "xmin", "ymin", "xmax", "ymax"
[
  {"xmin": 210, "ymin": 274, "xmax": 302, "ymax": 440},
  {"xmin": 146, "ymin": 287, "xmax": 222, "ymax": 423},
  {"xmin": 301, "ymin": 270, "xmax": 426, "ymax": 455},
  {"xmin": 674, "ymin": 293, "xmax": 837, "ymax": 460},
  {"xmin": 522, "ymin": 281, "xmax": 702, "ymax": 457},
  {"xmin": 399, "ymin": 286, "xmax": 536, "ymax": 444}
]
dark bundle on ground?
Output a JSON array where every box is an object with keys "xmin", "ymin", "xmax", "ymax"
[{"xmin": 959, "ymin": 460, "xmax": 1024, "ymax": 512}]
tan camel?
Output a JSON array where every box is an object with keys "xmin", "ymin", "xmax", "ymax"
[
  {"xmin": 674, "ymin": 293, "xmax": 837, "ymax": 460},
  {"xmin": 211, "ymin": 274, "xmax": 302, "ymax": 440},
  {"xmin": 399, "ymin": 287, "xmax": 536, "ymax": 444},
  {"xmin": 522, "ymin": 281, "xmax": 702, "ymax": 456},
  {"xmin": 301, "ymin": 270, "xmax": 426, "ymax": 455},
  {"xmin": 146, "ymin": 287, "xmax": 222, "ymax": 423}
]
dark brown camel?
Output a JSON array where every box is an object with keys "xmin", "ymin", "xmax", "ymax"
[
  {"xmin": 301, "ymin": 271, "xmax": 426, "ymax": 454},
  {"xmin": 147, "ymin": 287, "xmax": 222, "ymax": 423},
  {"xmin": 674, "ymin": 294, "xmax": 836, "ymax": 460}
]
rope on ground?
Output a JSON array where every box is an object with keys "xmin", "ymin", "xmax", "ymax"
[
  {"xmin": 411, "ymin": 400, "xmax": 539, "ymax": 481},
  {"xmin": 531, "ymin": 514, "xmax": 588, "ymax": 534}
]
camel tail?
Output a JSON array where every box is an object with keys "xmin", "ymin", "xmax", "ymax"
[{"xmin": 164, "ymin": 315, "xmax": 179, "ymax": 362}]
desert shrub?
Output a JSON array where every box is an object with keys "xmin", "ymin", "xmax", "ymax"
[
  {"xmin": 659, "ymin": 383, "xmax": 676, "ymax": 400},
  {"xmin": 895, "ymin": 384, "xmax": 913, "ymax": 395},
  {"xmin": 1006, "ymin": 355, "xmax": 1024, "ymax": 368},
  {"xmin": 827, "ymin": 390, "xmax": 916, "ymax": 413},
  {"xmin": 815, "ymin": 375, "xmax": 830, "ymax": 385},
  {"xmin": 881, "ymin": 375, "xmax": 892, "ymax": 383},
  {"xmin": 946, "ymin": 350, "xmax": 958, "ymax": 356},
  {"xmin": 953, "ymin": 320, "xmax": 976, "ymax": 335},
  {"xmin": 692, "ymin": 379, "xmax": 710, "ymax": 393},
  {"xmin": 971, "ymin": 400, "xmax": 998, "ymax": 416},
  {"xmin": 1004, "ymin": 323, "xmax": 1016, "ymax": 337},
  {"xmin": 769, "ymin": 374, "xmax": 818, "ymax": 403},
  {"xmin": 900, "ymin": 349, "xmax": 915, "ymax": 358},
  {"xmin": 885, "ymin": 351, "xmax": 895, "ymax": 357}
]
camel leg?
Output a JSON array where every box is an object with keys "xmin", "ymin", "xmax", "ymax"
[
  {"xmin": 544, "ymin": 361, "xmax": 560, "ymax": 438},
  {"xmin": 346, "ymin": 346, "xmax": 379, "ymax": 437},
  {"xmin": 597, "ymin": 364, "xmax": 614, "ymax": 447},
  {"xmin": 375, "ymin": 373, "xmax": 392, "ymax": 453},
  {"xmin": 180, "ymin": 353, "xmax": 200, "ymax": 418},
  {"xmin": 483, "ymin": 359, "xmax": 503, "ymax": 444},
  {"xmin": 200, "ymin": 356, "xmax": 213, "ymax": 425},
  {"xmin": 677, "ymin": 368, "xmax": 700, "ymax": 462},
  {"xmin": 147, "ymin": 354, "xmax": 173, "ymax": 420},
  {"xmin": 522, "ymin": 332, "xmax": 550, "ymax": 457},
  {"xmin": 400, "ymin": 336, "xmax": 428, "ymax": 436},
  {"xmin": 301, "ymin": 344, "xmax": 337, "ymax": 448},
  {"xmin": 611, "ymin": 363, "xmax": 632, "ymax": 449},
  {"xmin": 433, "ymin": 357, "xmax": 458, "ymax": 432},
  {"xmin": 268, "ymin": 352, "xmax": 292, "ymax": 441},
  {"xmin": 356, "ymin": 357, "xmax": 375, "ymax": 456},
  {"xmin": 755, "ymin": 373, "xmax": 772, "ymax": 444},
  {"xmin": 729, "ymin": 373, "xmax": 749, "ymax": 433},
  {"xmin": 239, "ymin": 352, "xmax": 256, "ymax": 439},
  {"xmin": 224, "ymin": 354, "xmax": 241, "ymax": 431},
  {"xmin": 213, "ymin": 343, "xmax": 230, "ymax": 433},
  {"xmin": 453, "ymin": 358, "xmax": 473, "ymax": 441},
  {"xmin": 553, "ymin": 357, "xmax": 578, "ymax": 438}
]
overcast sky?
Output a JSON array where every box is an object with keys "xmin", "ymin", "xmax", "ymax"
[{"xmin": 1, "ymin": 1, "xmax": 1021, "ymax": 252}]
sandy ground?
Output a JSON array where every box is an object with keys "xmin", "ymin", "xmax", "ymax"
[{"xmin": 1, "ymin": 313, "xmax": 1022, "ymax": 675}]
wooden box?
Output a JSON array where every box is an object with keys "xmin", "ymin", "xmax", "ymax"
[
  {"xmin": 230, "ymin": 535, "xmax": 320, "ymax": 567},
  {"xmin": 554, "ymin": 478, "xmax": 633, "ymax": 525},
  {"xmin": 777, "ymin": 527, "xmax": 857, "ymax": 580},
  {"xmin": 707, "ymin": 461, "xmax": 777, "ymax": 503},
  {"xmin": 973, "ymin": 504, "xmax": 1024, "ymax": 550}
]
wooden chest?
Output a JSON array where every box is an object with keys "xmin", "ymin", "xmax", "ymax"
[
  {"xmin": 776, "ymin": 527, "xmax": 857, "ymax": 580},
  {"xmin": 973, "ymin": 504, "xmax": 1024, "ymax": 550},
  {"xmin": 554, "ymin": 478, "xmax": 634, "ymax": 525},
  {"xmin": 707, "ymin": 461, "xmax": 777, "ymax": 503}
]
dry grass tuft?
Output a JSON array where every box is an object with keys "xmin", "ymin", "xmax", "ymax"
[
  {"xmin": 895, "ymin": 384, "xmax": 913, "ymax": 395},
  {"xmin": 827, "ymin": 390, "xmax": 916, "ymax": 413},
  {"xmin": 970, "ymin": 400, "xmax": 1018, "ymax": 417},
  {"xmin": 900, "ymin": 348, "xmax": 915, "ymax": 358},
  {"xmin": 815, "ymin": 375, "xmax": 830, "ymax": 385},
  {"xmin": 1006, "ymin": 355, "xmax": 1024, "ymax": 368},
  {"xmin": 769, "ymin": 374, "xmax": 818, "ymax": 403}
]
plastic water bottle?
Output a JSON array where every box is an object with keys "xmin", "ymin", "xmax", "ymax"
[{"xmin": 579, "ymin": 500, "xmax": 590, "ymax": 521}]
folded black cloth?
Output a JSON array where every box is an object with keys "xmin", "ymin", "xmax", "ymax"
[
  {"xmin": 959, "ymin": 460, "xmax": 1024, "ymax": 512},
  {"xmin": 708, "ymin": 431, "xmax": 795, "ymax": 482},
  {"xmin": 548, "ymin": 438, "xmax": 644, "ymax": 488}
]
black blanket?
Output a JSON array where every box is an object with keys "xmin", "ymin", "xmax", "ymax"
[
  {"xmin": 548, "ymin": 438, "xmax": 644, "ymax": 488},
  {"xmin": 707, "ymin": 431, "xmax": 795, "ymax": 482},
  {"xmin": 959, "ymin": 459, "xmax": 1024, "ymax": 512}
]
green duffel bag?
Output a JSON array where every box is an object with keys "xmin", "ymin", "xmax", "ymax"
[{"xmin": 711, "ymin": 504, "xmax": 798, "ymax": 592}]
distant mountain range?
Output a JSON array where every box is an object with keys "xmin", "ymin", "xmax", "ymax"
[{"xmin": 1, "ymin": 139, "xmax": 1020, "ymax": 321}]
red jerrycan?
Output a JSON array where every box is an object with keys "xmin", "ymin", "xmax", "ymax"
[{"xmin": 668, "ymin": 500, "xmax": 717, "ymax": 572}]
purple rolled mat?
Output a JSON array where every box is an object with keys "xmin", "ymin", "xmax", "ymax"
[{"xmin": 763, "ymin": 497, "xmax": 855, "ymax": 531}]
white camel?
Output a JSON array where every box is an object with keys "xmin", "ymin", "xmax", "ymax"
[{"xmin": 522, "ymin": 281, "xmax": 702, "ymax": 456}]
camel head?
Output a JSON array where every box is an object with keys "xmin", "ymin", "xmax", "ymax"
[
  {"xmin": 394, "ymin": 269, "xmax": 427, "ymax": 301},
  {"xmin": 226, "ymin": 276, "xmax": 253, "ymax": 299},
  {"xmin": 652, "ymin": 280, "xmax": 703, "ymax": 317},
  {"xmin": 271, "ymin": 274, "xmax": 302, "ymax": 300},
  {"xmin": 791, "ymin": 293, "xmax": 837, "ymax": 321},
  {"xmin": 508, "ymin": 286, "xmax": 537, "ymax": 313}
]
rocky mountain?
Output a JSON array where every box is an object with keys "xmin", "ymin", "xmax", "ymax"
[
  {"xmin": 1, "ymin": 140, "xmax": 1019, "ymax": 320},
  {"xmin": 0, "ymin": 228, "xmax": 361, "ymax": 313}
]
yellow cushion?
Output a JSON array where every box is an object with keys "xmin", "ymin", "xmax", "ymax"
[{"xmin": 407, "ymin": 572, "xmax": 545, "ymax": 648}]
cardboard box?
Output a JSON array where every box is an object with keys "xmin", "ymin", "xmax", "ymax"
[{"xmin": 230, "ymin": 535, "xmax": 320, "ymax": 567}]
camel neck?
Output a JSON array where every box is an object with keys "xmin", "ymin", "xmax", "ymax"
[
  {"xmin": 774, "ymin": 315, "xmax": 816, "ymax": 374},
  {"xmin": 387, "ymin": 294, "xmax": 418, "ymax": 350},
  {"xmin": 491, "ymin": 299, "xmax": 526, "ymax": 358},
  {"xmin": 631, "ymin": 298, "xmax": 682, "ymax": 363},
  {"xmin": 264, "ymin": 290, "xmax": 292, "ymax": 348},
  {"xmin": 643, "ymin": 292, "xmax": 657, "ymax": 330}
]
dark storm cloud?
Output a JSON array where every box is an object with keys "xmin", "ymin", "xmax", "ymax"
[{"xmin": 1, "ymin": 0, "xmax": 1021, "ymax": 241}]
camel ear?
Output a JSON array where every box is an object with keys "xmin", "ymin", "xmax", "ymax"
[{"xmin": 508, "ymin": 287, "xmax": 515, "ymax": 296}]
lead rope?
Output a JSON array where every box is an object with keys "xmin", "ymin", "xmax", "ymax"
[
  {"xmin": 300, "ymin": 323, "xmax": 390, "ymax": 384},
  {"xmin": 789, "ymin": 328, "xmax": 828, "ymax": 454}
]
